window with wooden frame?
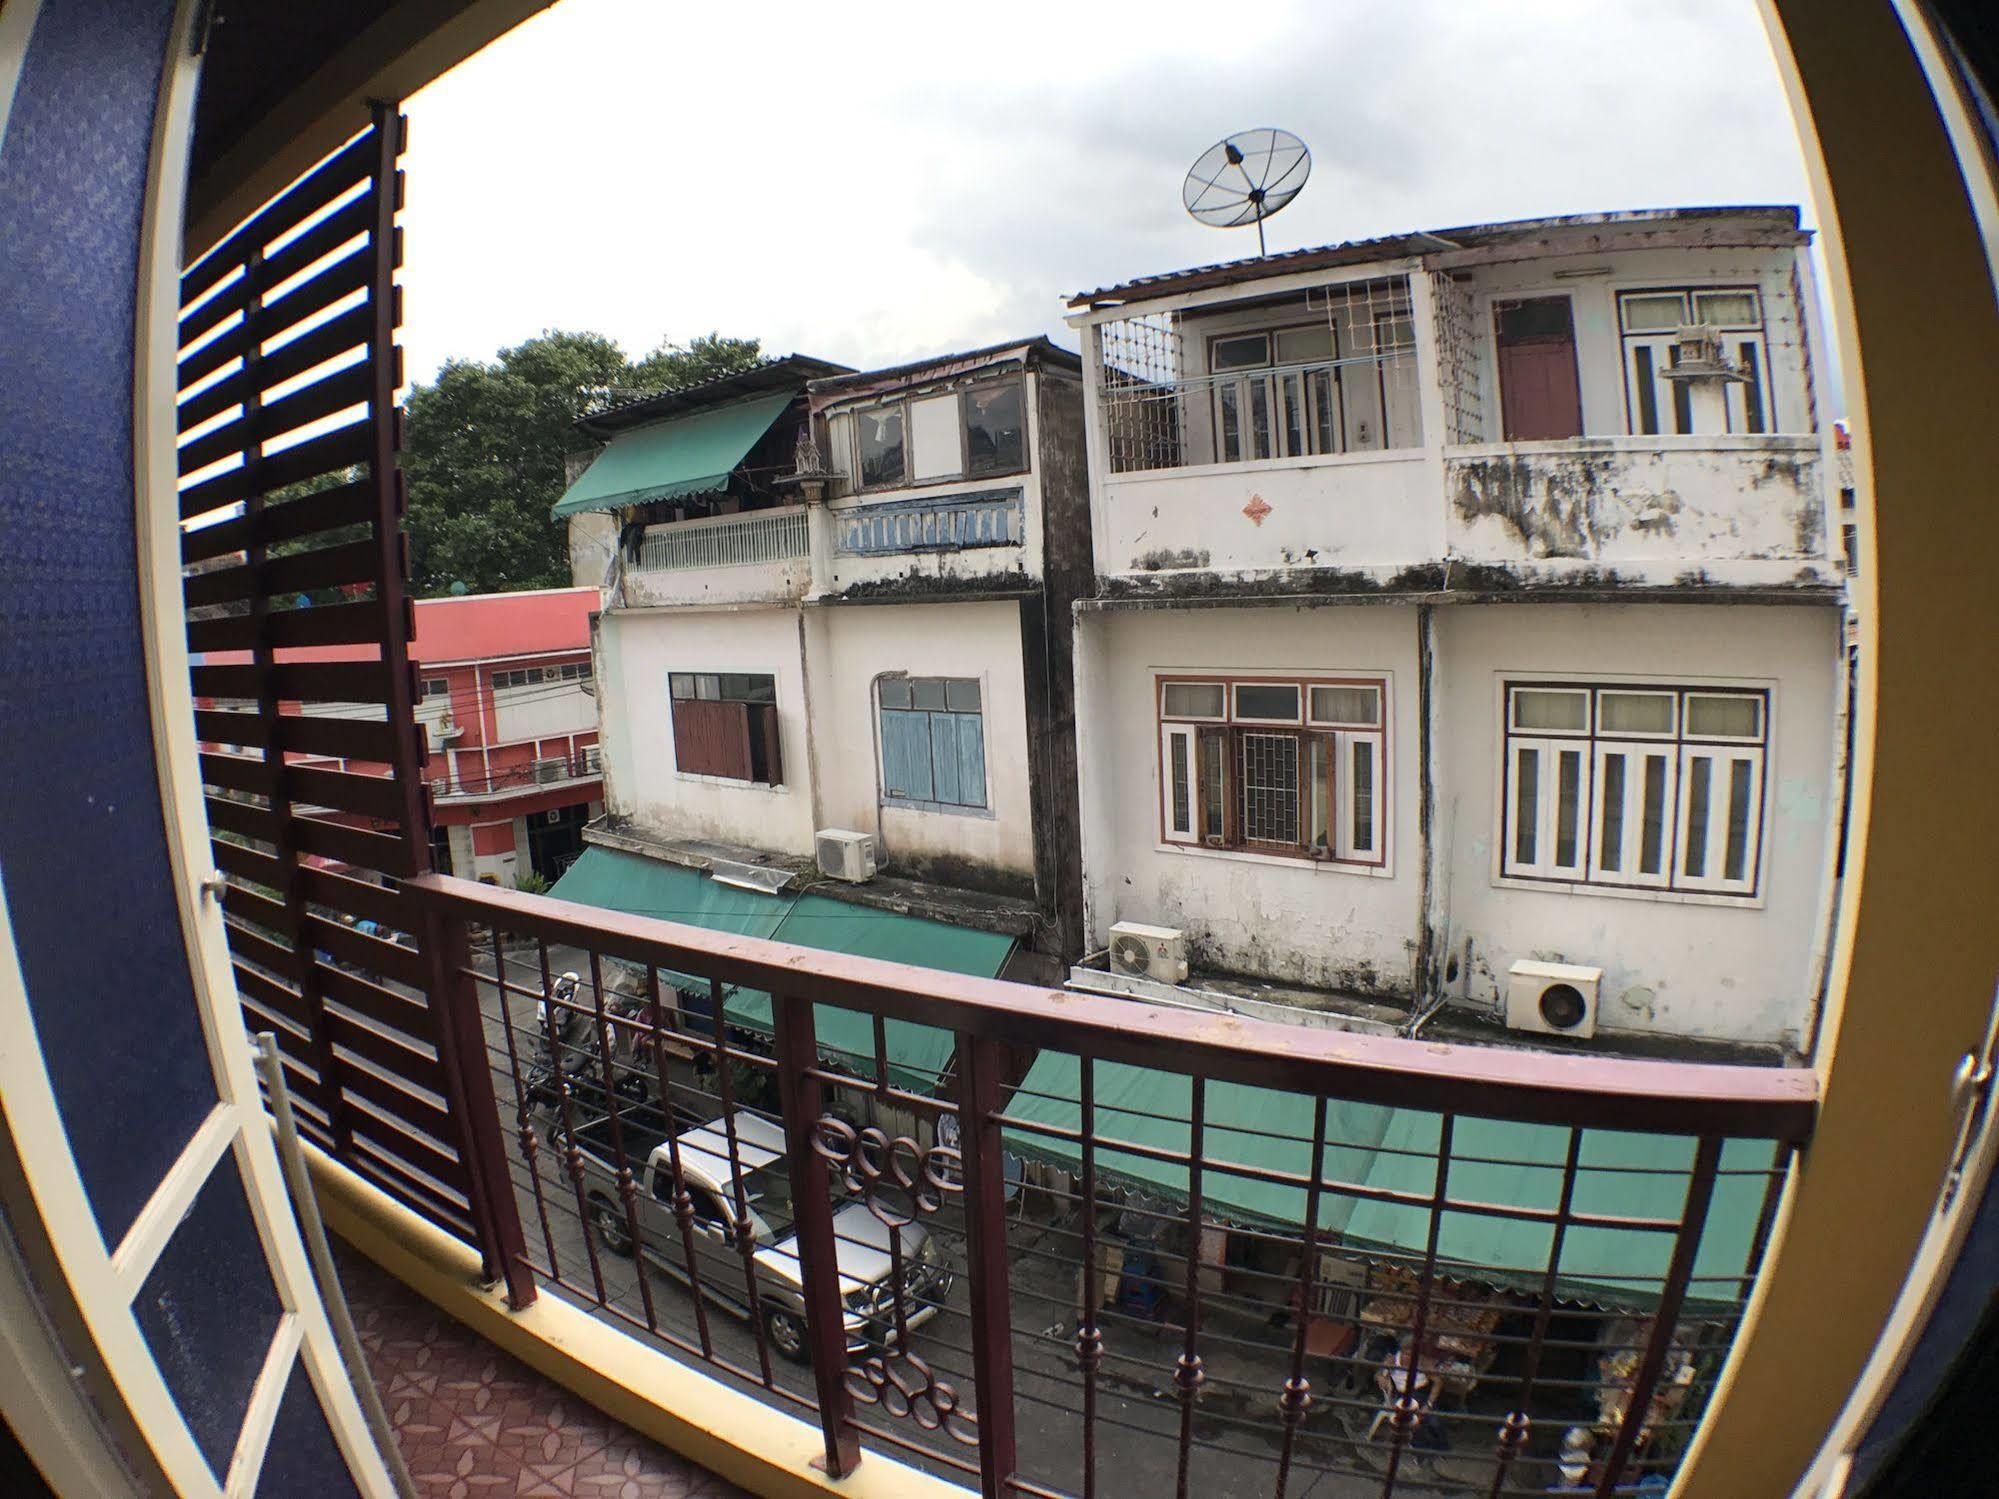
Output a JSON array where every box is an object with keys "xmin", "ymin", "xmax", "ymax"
[
  {"xmin": 1500, "ymin": 682, "xmax": 1768, "ymax": 898},
  {"xmin": 877, "ymin": 676, "xmax": 987, "ymax": 811},
  {"xmin": 849, "ymin": 377, "xmax": 1031, "ymax": 490},
  {"xmin": 1158, "ymin": 675, "xmax": 1387, "ymax": 866},
  {"xmin": 668, "ymin": 671, "xmax": 783, "ymax": 785},
  {"xmin": 1618, "ymin": 286, "xmax": 1771, "ymax": 436}
]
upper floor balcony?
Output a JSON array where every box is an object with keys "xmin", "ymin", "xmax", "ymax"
[
  {"xmin": 622, "ymin": 504, "xmax": 814, "ymax": 608},
  {"xmin": 1071, "ymin": 212, "xmax": 1840, "ymax": 597}
]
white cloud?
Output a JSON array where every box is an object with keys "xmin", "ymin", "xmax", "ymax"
[{"xmin": 399, "ymin": 0, "xmax": 1815, "ymax": 383}]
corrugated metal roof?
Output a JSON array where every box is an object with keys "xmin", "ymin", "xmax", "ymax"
[
  {"xmin": 574, "ymin": 354, "xmax": 852, "ymax": 438},
  {"xmin": 806, "ymin": 335, "xmax": 1081, "ymax": 406},
  {"xmin": 1066, "ymin": 205, "xmax": 1807, "ymax": 310}
]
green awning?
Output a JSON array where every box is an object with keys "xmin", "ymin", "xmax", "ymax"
[
  {"xmin": 726, "ymin": 895, "xmax": 1016, "ymax": 1093},
  {"xmin": 1003, "ymin": 1054, "xmax": 1775, "ymax": 1311},
  {"xmin": 1005, "ymin": 1055, "xmax": 1396, "ymax": 1235},
  {"xmin": 547, "ymin": 849, "xmax": 1014, "ymax": 1091},
  {"xmin": 1340, "ymin": 1111, "xmax": 1777, "ymax": 1310},
  {"xmin": 552, "ymin": 390, "xmax": 797, "ymax": 518}
]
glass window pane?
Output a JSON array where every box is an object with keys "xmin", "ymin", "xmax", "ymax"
[
  {"xmin": 1235, "ymin": 683, "xmax": 1301, "ymax": 721},
  {"xmin": 1694, "ymin": 290, "xmax": 1760, "ymax": 327},
  {"xmin": 1513, "ymin": 688, "xmax": 1588, "ymax": 732},
  {"xmin": 964, "ymin": 382, "xmax": 1025, "ymax": 476},
  {"xmin": 859, "ymin": 406, "xmax": 906, "ymax": 487},
  {"xmin": 1514, "ymin": 747, "xmax": 1539, "ymax": 866},
  {"xmin": 1641, "ymin": 754, "xmax": 1669, "ymax": 874},
  {"xmin": 670, "ymin": 673, "xmax": 693, "ymax": 698},
  {"xmin": 912, "ymin": 678, "xmax": 948, "ymax": 711},
  {"xmin": 1212, "ymin": 334, "xmax": 1270, "ymax": 371},
  {"xmin": 1621, "ymin": 293, "xmax": 1688, "ymax": 331},
  {"xmin": 1599, "ymin": 691, "xmax": 1674, "ymax": 735},
  {"xmin": 1555, "ymin": 750, "xmax": 1582, "ymax": 867},
  {"xmin": 1310, "ymin": 685, "xmax": 1380, "ymax": 726},
  {"xmin": 945, "ymin": 678, "xmax": 981, "ymax": 712},
  {"xmin": 1599, "ymin": 753, "xmax": 1626, "ymax": 872},
  {"xmin": 1249, "ymin": 376, "xmax": 1272, "ymax": 460},
  {"xmin": 1684, "ymin": 756, "xmax": 1713, "ymax": 877},
  {"xmin": 1725, "ymin": 758, "xmax": 1755, "ymax": 882},
  {"xmin": 1199, "ymin": 729, "xmax": 1228, "ymax": 840},
  {"xmin": 1274, "ymin": 326, "xmax": 1332, "ymax": 363},
  {"xmin": 1218, "ymin": 383, "xmax": 1242, "ymax": 463},
  {"xmin": 1351, "ymin": 739, "xmax": 1376, "ymax": 853},
  {"xmin": 878, "ymin": 677, "xmax": 912, "ymax": 709},
  {"xmin": 695, "ymin": 674, "xmax": 720, "ymax": 700},
  {"xmin": 1308, "ymin": 738, "xmax": 1331, "ymax": 850},
  {"xmin": 1170, "ymin": 734, "xmax": 1192, "ymax": 833},
  {"xmin": 1687, "ymin": 694, "xmax": 1762, "ymax": 739},
  {"xmin": 1163, "ymin": 682, "xmax": 1225, "ymax": 718}
]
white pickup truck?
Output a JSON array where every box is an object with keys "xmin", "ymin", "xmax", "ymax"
[{"xmin": 572, "ymin": 1110, "xmax": 952, "ymax": 1362}]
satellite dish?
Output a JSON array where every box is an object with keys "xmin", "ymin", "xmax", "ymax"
[{"xmin": 1183, "ymin": 128, "xmax": 1312, "ymax": 257}]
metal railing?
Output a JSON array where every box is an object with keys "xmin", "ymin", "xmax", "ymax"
[
  {"xmin": 1103, "ymin": 354, "xmax": 1423, "ymax": 475},
  {"xmin": 402, "ymin": 872, "xmax": 1814, "ymax": 1499},
  {"xmin": 835, "ymin": 489, "xmax": 1026, "ymax": 556},
  {"xmin": 428, "ymin": 749, "xmax": 599, "ymax": 801},
  {"xmin": 636, "ymin": 506, "xmax": 809, "ymax": 572}
]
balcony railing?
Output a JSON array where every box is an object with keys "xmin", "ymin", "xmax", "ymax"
[
  {"xmin": 400, "ymin": 871, "xmax": 1815, "ymax": 1499},
  {"xmin": 429, "ymin": 749, "xmax": 600, "ymax": 801},
  {"xmin": 834, "ymin": 489, "xmax": 1026, "ymax": 556},
  {"xmin": 637, "ymin": 506, "xmax": 810, "ymax": 572}
]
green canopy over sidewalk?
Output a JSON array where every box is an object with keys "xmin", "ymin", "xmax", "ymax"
[
  {"xmin": 551, "ymin": 390, "xmax": 796, "ymax": 517},
  {"xmin": 1004, "ymin": 1050, "xmax": 1776, "ymax": 1311},
  {"xmin": 726, "ymin": 895, "xmax": 1016, "ymax": 1093},
  {"xmin": 547, "ymin": 848, "xmax": 1014, "ymax": 1091}
]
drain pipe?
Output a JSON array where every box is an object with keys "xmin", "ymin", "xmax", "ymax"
[{"xmin": 253, "ymin": 1033, "xmax": 417, "ymax": 1499}]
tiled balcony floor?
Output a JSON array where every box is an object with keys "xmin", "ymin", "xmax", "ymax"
[{"xmin": 335, "ymin": 1242, "xmax": 745, "ymax": 1498}]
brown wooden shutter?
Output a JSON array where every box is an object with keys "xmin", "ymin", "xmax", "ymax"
[
  {"xmin": 672, "ymin": 698, "xmax": 754, "ymax": 779},
  {"xmin": 756, "ymin": 704, "xmax": 784, "ymax": 787}
]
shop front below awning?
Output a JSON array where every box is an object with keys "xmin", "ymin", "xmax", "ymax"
[
  {"xmin": 1003, "ymin": 1051, "xmax": 1778, "ymax": 1313},
  {"xmin": 547, "ymin": 847, "xmax": 1014, "ymax": 1091}
]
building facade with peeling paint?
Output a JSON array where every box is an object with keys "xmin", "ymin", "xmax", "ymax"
[
  {"xmin": 1064, "ymin": 207, "xmax": 1846, "ymax": 1053},
  {"xmin": 562, "ymin": 344, "xmax": 1092, "ymax": 966}
]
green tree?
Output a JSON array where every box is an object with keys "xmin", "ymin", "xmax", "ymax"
[{"xmin": 400, "ymin": 329, "xmax": 763, "ymax": 596}]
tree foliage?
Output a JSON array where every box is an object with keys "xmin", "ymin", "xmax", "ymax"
[{"xmin": 400, "ymin": 330, "xmax": 763, "ymax": 596}]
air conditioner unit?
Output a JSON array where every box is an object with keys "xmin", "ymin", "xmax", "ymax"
[
  {"xmin": 1108, "ymin": 922, "xmax": 1190, "ymax": 985},
  {"xmin": 532, "ymin": 757, "xmax": 566, "ymax": 785},
  {"xmin": 1505, "ymin": 959, "xmax": 1603, "ymax": 1040},
  {"xmin": 815, "ymin": 828, "xmax": 876, "ymax": 884}
]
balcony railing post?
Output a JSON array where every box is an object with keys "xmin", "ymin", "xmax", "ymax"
[
  {"xmin": 1593, "ymin": 1134, "xmax": 1724, "ymax": 1495},
  {"xmin": 770, "ymin": 992, "xmax": 862, "ymax": 1477},
  {"xmin": 956, "ymin": 1032, "xmax": 1019, "ymax": 1499},
  {"xmin": 422, "ymin": 904, "xmax": 537, "ymax": 1309}
]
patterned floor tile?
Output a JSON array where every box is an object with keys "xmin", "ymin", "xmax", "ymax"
[{"xmin": 333, "ymin": 1243, "xmax": 747, "ymax": 1498}]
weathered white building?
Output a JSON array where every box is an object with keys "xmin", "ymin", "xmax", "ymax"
[
  {"xmin": 559, "ymin": 344, "xmax": 1091, "ymax": 965},
  {"xmin": 1066, "ymin": 207, "xmax": 1846, "ymax": 1052}
]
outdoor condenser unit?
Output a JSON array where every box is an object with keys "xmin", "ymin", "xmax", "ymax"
[
  {"xmin": 1108, "ymin": 922, "xmax": 1191, "ymax": 985},
  {"xmin": 815, "ymin": 829, "xmax": 877, "ymax": 884},
  {"xmin": 1504, "ymin": 959, "xmax": 1603, "ymax": 1040}
]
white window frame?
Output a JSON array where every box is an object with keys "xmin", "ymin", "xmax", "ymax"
[
  {"xmin": 1499, "ymin": 681, "xmax": 1770, "ymax": 901},
  {"xmin": 1676, "ymin": 743, "xmax": 1766, "ymax": 896},
  {"xmin": 1617, "ymin": 285, "xmax": 1772, "ymax": 436},
  {"xmin": 1157, "ymin": 673, "xmax": 1390, "ymax": 871}
]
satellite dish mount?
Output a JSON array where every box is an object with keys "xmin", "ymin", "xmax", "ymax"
[{"xmin": 1183, "ymin": 128, "xmax": 1312, "ymax": 257}]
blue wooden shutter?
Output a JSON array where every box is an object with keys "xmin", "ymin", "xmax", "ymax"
[
  {"xmin": 956, "ymin": 712, "xmax": 987, "ymax": 808},
  {"xmin": 881, "ymin": 710, "xmax": 933, "ymax": 800},
  {"xmin": 930, "ymin": 713, "xmax": 962, "ymax": 804}
]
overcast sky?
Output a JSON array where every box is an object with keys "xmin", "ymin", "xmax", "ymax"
[{"xmin": 399, "ymin": 0, "xmax": 1816, "ymax": 384}]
